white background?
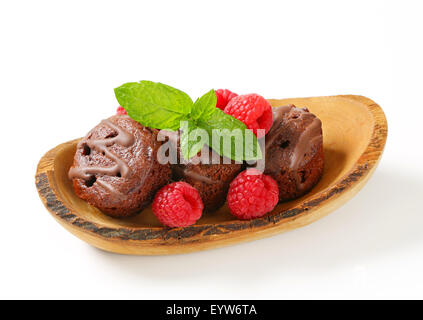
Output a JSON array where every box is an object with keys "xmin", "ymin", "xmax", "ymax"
[{"xmin": 1, "ymin": 0, "xmax": 422, "ymax": 299}]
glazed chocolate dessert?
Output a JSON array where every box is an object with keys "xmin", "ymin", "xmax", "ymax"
[
  {"xmin": 264, "ymin": 105, "xmax": 324, "ymax": 201},
  {"xmin": 69, "ymin": 115, "xmax": 171, "ymax": 217},
  {"xmin": 171, "ymin": 145, "xmax": 242, "ymax": 212}
]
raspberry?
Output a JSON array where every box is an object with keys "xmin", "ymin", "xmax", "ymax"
[
  {"xmin": 152, "ymin": 182, "xmax": 204, "ymax": 228},
  {"xmin": 215, "ymin": 89, "xmax": 238, "ymax": 110},
  {"xmin": 227, "ymin": 169, "xmax": 279, "ymax": 220},
  {"xmin": 116, "ymin": 106, "xmax": 127, "ymax": 115},
  {"xmin": 224, "ymin": 94, "xmax": 273, "ymax": 138}
]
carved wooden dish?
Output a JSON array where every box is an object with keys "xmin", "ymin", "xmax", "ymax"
[{"xmin": 35, "ymin": 95, "xmax": 387, "ymax": 255}]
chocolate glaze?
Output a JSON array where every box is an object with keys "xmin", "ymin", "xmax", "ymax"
[
  {"xmin": 68, "ymin": 118, "xmax": 135, "ymax": 193},
  {"xmin": 265, "ymin": 105, "xmax": 323, "ymax": 191},
  {"xmin": 264, "ymin": 105, "xmax": 294, "ymax": 149},
  {"xmin": 165, "ymin": 133, "xmax": 225, "ymax": 184},
  {"xmin": 173, "ymin": 165, "xmax": 219, "ymax": 184},
  {"xmin": 68, "ymin": 115, "xmax": 172, "ymax": 217},
  {"xmin": 290, "ymin": 118, "xmax": 322, "ymax": 170}
]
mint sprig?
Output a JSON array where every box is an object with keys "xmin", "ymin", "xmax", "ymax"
[
  {"xmin": 180, "ymin": 120, "xmax": 209, "ymax": 159},
  {"xmin": 114, "ymin": 81, "xmax": 192, "ymax": 130},
  {"xmin": 198, "ymin": 109, "xmax": 262, "ymax": 162},
  {"xmin": 190, "ymin": 89, "xmax": 217, "ymax": 121},
  {"xmin": 114, "ymin": 81, "xmax": 262, "ymax": 161}
]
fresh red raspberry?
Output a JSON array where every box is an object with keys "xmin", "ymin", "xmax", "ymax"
[
  {"xmin": 215, "ymin": 89, "xmax": 238, "ymax": 110},
  {"xmin": 227, "ymin": 169, "xmax": 279, "ymax": 220},
  {"xmin": 116, "ymin": 106, "xmax": 127, "ymax": 115},
  {"xmin": 152, "ymin": 182, "xmax": 204, "ymax": 228},
  {"xmin": 224, "ymin": 94, "xmax": 273, "ymax": 138}
]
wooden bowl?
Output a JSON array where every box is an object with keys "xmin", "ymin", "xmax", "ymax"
[{"xmin": 35, "ymin": 95, "xmax": 387, "ymax": 255}]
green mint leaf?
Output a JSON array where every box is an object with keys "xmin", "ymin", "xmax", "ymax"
[
  {"xmin": 180, "ymin": 120, "xmax": 208, "ymax": 159},
  {"xmin": 114, "ymin": 81, "xmax": 262, "ymax": 161},
  {"xmin": 191, "ymin": 89, "xmax": 217, "ymax": 121},
  {"xmin": 197, "ymin": 109, "xmax": 263, "ymax": 161},
  {"xmin": 114, "ymin": 81, "xmax": 193, "ymax": 130}
]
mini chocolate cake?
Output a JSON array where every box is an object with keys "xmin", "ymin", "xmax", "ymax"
[
  {"xmin": 264, "ymin": 105, "xmax": 324, "ymax": 201},
  {"xmin": 69, "ymin": 115, "xmax": 171, "ymax": 217},
  {"xmin": 172, "ymin": 147, "xmax": 242, "ymax": 212}
]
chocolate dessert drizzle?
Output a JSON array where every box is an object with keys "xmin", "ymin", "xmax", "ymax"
[
  {"xmin": 173, "ymin": 165, "xmax": 219, "ymax": 184},
  {"xmin": 163, "ymin": 134, "xmax": 222, "ymax": 184},
  {"xmin": 266, "ymin": 105, "xmax": 323, "ymax": 190},
  {"xmin": 69, "ymin": 119, "xmax": 135, "ymax": 192}
]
